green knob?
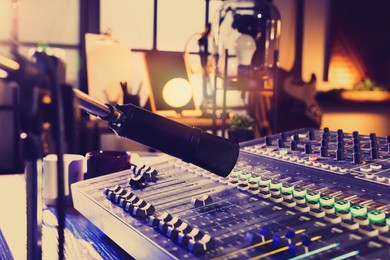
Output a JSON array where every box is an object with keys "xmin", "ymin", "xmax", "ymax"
[
  {"xmin": 293, "ymin": 187, "xmax": 307, "ymax": 197},
  {"xmin": 367, "ymin": 210, "xmax": 386, "ymax": 223},
  {"xmin": 306, "ymin": 191, "xmax": 320, "ymax": 202},
  {"xmin": 350, "ymin": 204, "xmax": 367, "ymax": 217},
  {"xmin": 334, "ymin": 200, "xmax": 350, "ymax": 211},
  {"xmin": 319, "ymin": 195, "xmax": 335, "ymax": 206}
]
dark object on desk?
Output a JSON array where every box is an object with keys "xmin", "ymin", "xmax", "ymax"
[
  {"xmin": 275, "ymin": 0, "xmax": 322, "ymax": 132},
  {"xmin": 120, "ymin": 81, "xmax": 140, "ymax": 106},
  {"xmin": 86, "ymin": 150, "xmax": 131, "ymax": 179}
]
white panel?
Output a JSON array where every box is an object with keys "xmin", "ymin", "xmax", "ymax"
[
  {"xmin": 100, "ymin": 0, "xmax": 154, "ymax": 50},
  {"xmin": 157, "ymin": 0, "xmax": 205, "ymax": 51},
  {"xmin": 0, "ymin": 2, "xmax": 13, "ymax": 41},
  {"xmin": 18, "ymin": 0, "xmax": 79, "ymax": 44}
]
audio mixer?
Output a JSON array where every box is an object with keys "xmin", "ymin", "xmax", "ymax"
[{"xmin": 72, "ymin": 128, "xmax": 390, "ymax": 259}]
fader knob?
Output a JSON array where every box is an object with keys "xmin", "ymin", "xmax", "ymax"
[
  {"xmin": 320, "ymin": 146, "xmax": 328, "ymax": 157},
  {"xmin": 321, "ymin": 139, "xmax": 328, "ymax": 149},
  {"xmin": 290, "ymin": 141, "xmax": 297, "ymax": 151},
  {"xmin": 353, "ymin": 138, "xmax": 360, "ymax": 146},
  {"xmin": 265, "ymin": 136, "xmax": 272, "ymax": 146},
  {"xmin": 337, "ymin": 129, "xmax": 344, "ymax": 138},
  {"xmin": 277, "ymin": 138, "xmax": 284, "ymax": 148},
  {"xmin": 370, "ymin": 147, "xmax": 379, "ymax": 160},
  {"xmin": 369, "ymin": 133, "xmax": 377, "ymax": 141},
  {"xmin": 308, "ymin": 130, "xmax": 315, "ymax": 140},
  {"xmin": 386, "ymin": 135, "xmax": 390, "ymax": 144},
  {"xmin": 353, "ymin": 152, "xmax": 362, "ymax": 165},
  {"xmin": 323, "ymin": 127, "xmax": 330, "ymax": 135},
  {"xmin": 352, "ymin": 131, "xmax": 360, "ymax": 139},
  {"xmin": 336, "ymin": 149, "xmax": 344, "ymax": 161},
  {"xmin": 293, "ymin": 134, "xmax": 300, "ymax": 143},
  {"xmin": 304, "ymin": 144, "xmax": 312, "ymax": 154}
]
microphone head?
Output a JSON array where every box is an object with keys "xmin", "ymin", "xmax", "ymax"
[{"xmin": 192, "ymin": 132, "xmax": 239, "ymax": 177}]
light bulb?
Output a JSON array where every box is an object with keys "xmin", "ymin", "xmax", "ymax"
[
  {"xmin": 234, "ymin": 34, "xmax": 256, "ymax": 66},
  {"xmin": 162, "ymin": 78, "xmax": 193, "ymax": 108}
]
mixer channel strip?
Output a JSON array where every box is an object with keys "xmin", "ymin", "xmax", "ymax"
[{"xmin": 72, "ymin": 128, "xmax": 390, "ymax": 259}]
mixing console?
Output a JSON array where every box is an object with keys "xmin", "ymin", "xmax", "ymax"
[{"xmin": 72, "ymin": 128, "xmax": 390, "ymax": 259}]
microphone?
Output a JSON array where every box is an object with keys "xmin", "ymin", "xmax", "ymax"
[{"xmin": 74, "ymin": 89, "xmax": 239, "ymax": 177}]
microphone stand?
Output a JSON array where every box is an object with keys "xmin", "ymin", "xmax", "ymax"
[{"xmin": 0, "ymin": 51, "xmax": 67, "ymax": 260}]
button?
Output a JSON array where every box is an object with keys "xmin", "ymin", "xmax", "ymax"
[
  {"xmin": 248, "ymin": 187, "xmax": 260, "ymax": 195},
  {"xmin": 259, "ymin": 184, "xmax": 269, "ymax": 191},
  {"xmin": 259, "ymin": 191, "xmax": 271, "ymax": 199},
  {"xmin": 270, "ymin": 194, "xmax": 283, "ymax": 203},
  {"xmin": 324, "ymin": 213, "xmax": 341, "ymax": 224},
  {"xmin": 237, "ymin": 183, "xmax": 249, "ymax": 191},
  {"xmin": 282, "ymin": 192, "xmax": 293, "ymax": 199},
  {"xmin": 309, "ymin": 208, "xmax": 325, "ymax": 218},
  {"xmin": 306, "ymin": 191, "xmax": 320, "ymax": 202},
  {"xmin": 368, "ymin": 210, "xmax": 386, "ymax": 223},
  {"xmin": 293, "ymin": 187, "xmax": 307, "ymax": 197},
  {"xmin": 319, "ymin": 195, "xmax": 335, "ymax": 206},
  {"xmin": 358, "ymin": 225, "xmax": 379, "ymax": 237},
  {"xmin": 307, "ymin": 201, "xmax": 320, "ymax": 209},
  {"xmin": 294, "ymin": 196, "xmax": 306, "ymax": 204},
  {"xmin": 350, "ymin": 204, "xmax": 367, "ymax": 217},
  {"xmin": 354, "ymin": 216, "xmax": 370, "ymax": 226},
  {"xmin": 341, "ymin": 219, "xmax": 359, "ymax": 230},
  {"xmin": 334, "ymin": 200, "xmax": 351, "ymax": 211},
  {"xmin": 269, "ymin": 188, "xmax": 281, "ymax": 195},
  {"xmin": 282, "ymin": 199, "xmax": 296, "ymax": 208},
  {"xmin": 322, "ymin": 205, "xmax": 335, "ymax": 214},
  {"xmin": 337, "ymin": 210, "xmax": 351, "ymax": 220},
  {"xmin": 281, "ymin": 184, "xmax": 294, "ymax": 193},
  {"xmin": 295, "ymin": 203, "xmax": 310, "ymax": 212},
  {"xmin": 372, "ymin": 222, "xmax": 389, "ymax": 233}
]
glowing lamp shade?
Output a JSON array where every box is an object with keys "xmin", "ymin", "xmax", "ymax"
[
  {"xmin": 162, "ymin": 78, "xmax": 193, "ymax": 108},
  {"xmin": 235, "ymin": 34, "xmax": 256, "ymax": 66}
]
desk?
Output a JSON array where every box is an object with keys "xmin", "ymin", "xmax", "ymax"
[
  {"xmin": 0, "ymin": 174, "xmax": 132, "ymax": 259},
  {"xmin": 0, "ymin": 153, "xmax": 169, "ymax": 259}
]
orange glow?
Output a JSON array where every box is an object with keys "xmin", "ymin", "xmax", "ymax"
[{"xmin": 340, "ymin": 90, "xmax": 390, "ymax": 102}]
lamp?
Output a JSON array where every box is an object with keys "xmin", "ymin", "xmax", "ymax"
[
  {"xmin": 235, "ymin": 33, "xmax": 257, "ymax": 76},
  {"xmin": 212, "ymin": 0, "xmax": 281, "ymax": 82}
]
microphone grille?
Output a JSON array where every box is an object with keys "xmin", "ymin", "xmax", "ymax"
[{"xmin": 192, "ymin": 132, "xmax": 239, "ymax": 177}]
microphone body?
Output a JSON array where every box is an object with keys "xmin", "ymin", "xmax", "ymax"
[{"xmin": 109, "ymin": 103, "xmax": 239, "ymax": 177}]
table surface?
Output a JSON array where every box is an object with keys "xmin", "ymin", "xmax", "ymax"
[{"xmin": 0, "ymin": 152, "xmax": 166, "ymax": 259}]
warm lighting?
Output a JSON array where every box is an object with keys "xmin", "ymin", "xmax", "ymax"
[
  {"xmin": 340, "ymin": 90, "xmax": 390, "ymax": 102},
  {"xmin": 0, "ymin": 68, "xmax": 8, "ymax": 78},
  {"xmin": 0, "ymin": 54, "xmax": 20, "ymax": 71},
  {"xmin": 162, "ymin": 78, "xmax": 193, "ymax": 108},
  {"xmin": 234, "ymin": 34, "xmax": 256, "ymax": 66}
]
